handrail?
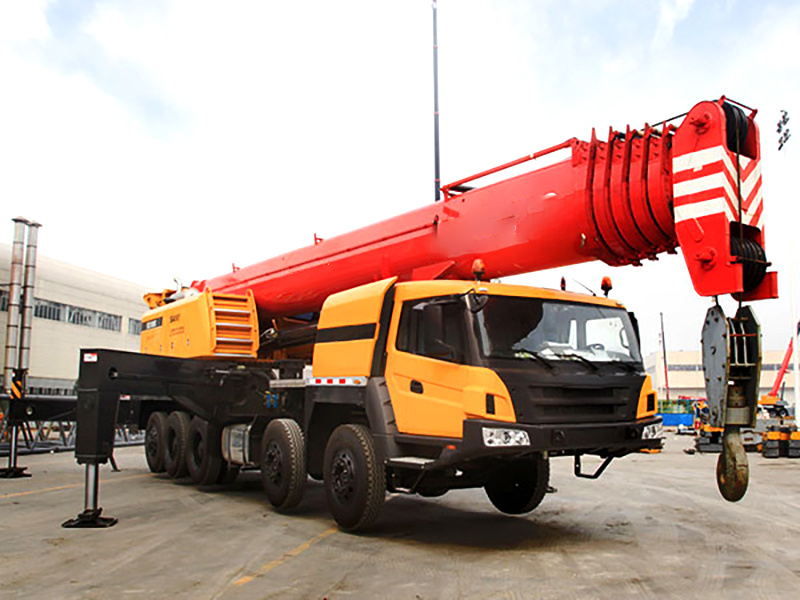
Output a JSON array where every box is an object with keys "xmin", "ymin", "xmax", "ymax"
[{"xmin": 441, "ymin": 138, "xmax": 577, "ymax": 197}]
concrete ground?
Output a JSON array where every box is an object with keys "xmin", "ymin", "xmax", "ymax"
[{"xmin": 2, "ymin": 433, "xmax": 800, "ymax": 599}]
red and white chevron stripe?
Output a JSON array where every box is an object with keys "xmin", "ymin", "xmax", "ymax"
[{"xmin": 672, "ymin": 146, "xmax": 762, "ymax": 228}]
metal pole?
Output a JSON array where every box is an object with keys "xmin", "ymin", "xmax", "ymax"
[
  {"xmin": 660, "ymin": 312, "xmax": 671, "ymax": 406},
  {"xmin": 778, "ymin": 110, "xmax": 799, "ymax": 419},
  {"xmin": 18, "ymin": 221, "xmax": 40, "ymax": 372},
  {"xmin": 84, "ymin": 464, "xmax": 100, "ymax": 512},
  {"xmin": 9, "ymin": 421, "xmax": 19, "ymax": 468},
  {"xmin": 433, "ymin": 0, "xmax": 441, "ymax": 201},
  {"xmin": 3, "ymin": 217, "xmax": 27, "ymax": 392}
]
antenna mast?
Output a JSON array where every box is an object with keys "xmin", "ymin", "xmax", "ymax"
[{"xmin": 433, "ymin": 1, "xmax": 441, "ymax": 201}]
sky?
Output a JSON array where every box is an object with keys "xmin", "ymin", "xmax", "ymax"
[{"xmin": 1, "ymin": 0, "xmax": 799, "ymax": 357}]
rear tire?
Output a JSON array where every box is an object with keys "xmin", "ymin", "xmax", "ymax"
[
  {"xmin": 186, "ymin": 417, "xmax": 224, "ymax": 486},
  {"xmin": 164, "ymin": 411, "xmax": 191, "ymax": 479},
  {"xmin": 261, "ymin": 418, "xmax": 307, "ymax": 510},
  {"xmin": 323, "ymin": 424, "xmax": 385, "ymax": 532},
  {"xmin": 144, "ymin": 411, "xmax": 168, "ymax": 473},
  {"xmin": 484, "ymin": 455, "xmax": 549, "ymax": 515}
]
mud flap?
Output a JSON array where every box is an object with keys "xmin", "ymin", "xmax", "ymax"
[{"xmin": 701, "ymin": 305, "xmax": 761, "ymax": 502}]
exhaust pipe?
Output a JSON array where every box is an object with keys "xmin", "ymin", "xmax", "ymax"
[
  {"xmin": 18, "ymin": 221, "xmax": 41, "ymax": 372},
  {"xmin": 3, "ymin": 217, "xmax": 28, "ymax": 392}
]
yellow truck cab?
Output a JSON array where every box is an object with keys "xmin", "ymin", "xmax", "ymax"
[{"xmin": 301, "ymin": 277, "xmax": 661, "ymax": 528}]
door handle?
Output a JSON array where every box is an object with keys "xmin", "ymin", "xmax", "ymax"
[{"xmin": 410, "ymin": 380, "xmax": 424, "ymax": 394}]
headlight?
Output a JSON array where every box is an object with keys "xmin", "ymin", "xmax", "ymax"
[
  {"xmin": 642, "ymin": 423, "xmax": 663, "ymax": 440},
  {"xmin": 482, "ymin": 427, "xmax": 530, "ymax": 447}
]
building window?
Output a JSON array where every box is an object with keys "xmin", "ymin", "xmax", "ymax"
[
  {"xmin": 97, "ymin": 312, "xmax": 122, "ymax": 332},
  {"xmin": 32, "ymin": 297, "xmax": 125, "ymax": 333},
  {"xmin": 67, "ymin": 306, "xmax": 96, "ymax": 327},
  {"xmin": 763, "ymin": 363, "xmax": 794, "ymax": 371},
  {"xmin": 0, "ymin": 289, "xmax": 7, "ymax": 311},
  {"xmin": 34, "ymin": 298, "xmax": 66, "ymax": 322},
  {"xmin": 128, "ymin": 318, "xmax": 142, "ymax": 335}
]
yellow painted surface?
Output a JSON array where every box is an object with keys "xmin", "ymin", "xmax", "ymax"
[
  {"xmin": 636, "ymin": 374, "xmax": 658, "ymax": 419},
  {"xmin": 385, "ymin": 349, "xmax": 515, "ymax": 438},
  {"xmin": 384, "ymin": 282, "xmax": 517, "ymax": 438},
  {"xmin": 316, "ymin": 277, "xmax": 397, "ymax": 329},
  {"xmin": 140, "ymin": 289, "xmax": 258, "ymax": 358},
  {"xmin": 312, "ymin": 278, "xmax": 396, "ymax": 377},
  {"xmin": 313, "ymin": 339, "xmax": 377, "ymax": 378}
]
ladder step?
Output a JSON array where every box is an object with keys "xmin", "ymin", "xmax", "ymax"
[{"xmin": 387, "ymin": 456, "xmax": 435, "ymax": 470}]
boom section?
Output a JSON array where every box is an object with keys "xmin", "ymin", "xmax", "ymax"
[{"xmin": 195, "ymin": 97, "xmax": 775, "ymax": 320}]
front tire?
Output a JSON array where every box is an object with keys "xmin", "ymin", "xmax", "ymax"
[
  {"xmin": 186, "ymin": 417, "xmax": 224, "ymax": 486},
  {"xmin": 323, "ymin": 424, "xmax": 385, "ymax": 532},
  {"xmin": 164, "ymin": 411, "xmax": 191, "ymax": 479},
  {"xmin": 260, "ymin": 418, "xmax": 306, "ymax": 510},
  {"xmin": 144, "ymin": 411, "xmax": 168, "ymax": 473},
  {"xmin": 485, "ymin": 455, "xmax": 549, "ymax": 515}
]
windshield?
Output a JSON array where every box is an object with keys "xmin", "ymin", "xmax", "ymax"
[{"xmin": 474, "ymin": 296, "xmax": 641, "ymax": 364}]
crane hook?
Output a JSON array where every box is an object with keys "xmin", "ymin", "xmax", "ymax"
[{"xmin": 716, "ymin": 425, "xmax": 749, "ymax": 501}]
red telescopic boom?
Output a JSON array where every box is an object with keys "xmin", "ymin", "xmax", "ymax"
[{"xmin": 195, "ymin": 98, "xmax": 777, "ymax": 319}]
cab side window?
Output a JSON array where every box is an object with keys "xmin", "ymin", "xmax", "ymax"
[{"xmin": 396, "ymin": 299, "xmax": 466, "ymax": 363}]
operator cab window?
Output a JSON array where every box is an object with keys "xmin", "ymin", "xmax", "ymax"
[{"xmin": 396, "ymin": 297, "xmax": 466, "ymax": 363}]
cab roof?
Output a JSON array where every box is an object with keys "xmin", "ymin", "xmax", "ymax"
[{"xmin": 394, "ymin": 279, "xmax": 626, "ymax": 309}]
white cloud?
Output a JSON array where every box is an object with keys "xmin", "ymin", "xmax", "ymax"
[
  {"xmin": 652, "ymin": 0, "xmax": 694, "ymax": 48},
  {"xmin": 0, "ymin": 0, "xmax": 50, "ymax": 43}
]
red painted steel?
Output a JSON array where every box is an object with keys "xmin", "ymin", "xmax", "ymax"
[
  {"xmin": 195, "ymin": 98, "xmax": 777, "ymax": 319},
  {"xmin": 769, "ymin": 339, "xmax": 793, "ymax": 398}
]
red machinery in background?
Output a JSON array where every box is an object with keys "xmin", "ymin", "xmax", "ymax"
[{"xmin": 760, "ymin": 338, "xmax": 794, "ymax": 418}]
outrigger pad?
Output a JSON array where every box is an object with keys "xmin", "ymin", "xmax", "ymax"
[
  {"xmin": 61, "ymin": 508, "xmax": 117, "ymax": 529},
  {"xmin": 0, "ymin": 466, "xmax": 31, "ymax": 478}
]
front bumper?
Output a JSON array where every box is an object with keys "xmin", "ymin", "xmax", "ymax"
[
  {"xmin": 417, "ymin": 416, "xmax": 663, "ymax": 471},
  {"xmin": 466, "ymin": 415, "xmax": 662, "ymax": 455}
]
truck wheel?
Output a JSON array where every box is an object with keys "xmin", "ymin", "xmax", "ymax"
[
  {"xmin": 260, "ymin": 418, "xmax": 307, "ymax": 510},
  {"xmin": 186, "ymin": 417, "xmax": 224, "ymax": 486},
  {"xmin": 144, "ymin": 411, "xmax": 168, "ymax": 473},
  {"xmin": 323, "ymin": 424, "xmax": 385, "ymax": 532},
  {"xmin": 484, "ymin": 455, "xmax": 550, "ymax": 515},
  {"xmin": 164, "ymin": 411, "xmax": 191, "ymax": 479}
]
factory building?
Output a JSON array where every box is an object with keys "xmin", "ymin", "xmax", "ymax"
[
  {"xmin": 1, "ymin": 241, "xmax": 149, "ymax": 395},
  {"xmin": 645, "ymin": 350, "xmax": 796, "ymax": 406}
]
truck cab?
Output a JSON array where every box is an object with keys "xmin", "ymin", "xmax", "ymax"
[{"xmin": 303, "ymin": 278, "xmax": 661, "ymax": 528}]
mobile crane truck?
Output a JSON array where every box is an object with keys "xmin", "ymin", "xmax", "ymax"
[{"xmin": 66, "ymin": 97, "xmax": 777, "ymax": 531}]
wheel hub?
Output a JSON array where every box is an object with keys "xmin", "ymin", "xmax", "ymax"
[
  {"xmin": 265, "ymin": 441, "xmax": 283, "ymax": 485},
  {"xmin": 146, "ymin": 426, "xmax": 159, "ymax": 455},
  {"xmin": 332, "ymin": 450, "xmax": 355, "ymax": 502}
]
